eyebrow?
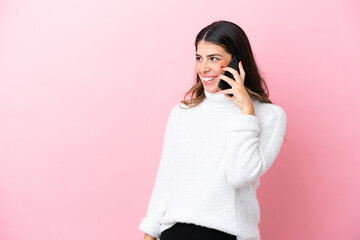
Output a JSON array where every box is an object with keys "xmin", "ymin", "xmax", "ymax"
[{"xmin": 195, "ymin": 54, "xmax": 222, "ymax": 57}]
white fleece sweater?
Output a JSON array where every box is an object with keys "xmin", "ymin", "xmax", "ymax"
[{"xmin": 139, "ymin": 90, "xmax": 287, "ymax": 240}]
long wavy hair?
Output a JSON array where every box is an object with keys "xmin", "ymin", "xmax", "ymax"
[{"xmin": 180, "ymin": 20, "xmax": 273, "ymax": 109}]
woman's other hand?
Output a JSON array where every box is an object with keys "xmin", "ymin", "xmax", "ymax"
[{"xmin": 143, "ymin": 233, "xmax": 156, "ymax": 240}]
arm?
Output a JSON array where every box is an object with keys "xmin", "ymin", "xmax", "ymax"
[
  {"xmin": 139, "ymin": 106, "xmax": 177, "ymax": 239},
  {"xmin": 224, "ymin": 105, "xmax": 287, "ymax": 188}
]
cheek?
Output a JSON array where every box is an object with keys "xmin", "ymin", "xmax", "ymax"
[
  {"xmin": 216, "ymin": 67, "xmax": 224, "ymax": 75},
  {"xmin": 195, "ymin": 63, "xmax": 200, "ymax": 73}
]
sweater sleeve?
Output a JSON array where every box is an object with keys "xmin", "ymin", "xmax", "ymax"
[
  {"xmin": 223, "ymin": 104, "xmax": 287, "ymax": 188},
  {"xmin": 139, "ymin": 105, "xmax": 177, "ymax": 239}
]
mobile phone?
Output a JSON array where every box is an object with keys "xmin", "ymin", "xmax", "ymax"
[{"xmin": 218, "ymin": 53, "xmax": 242, "ymax": 97}]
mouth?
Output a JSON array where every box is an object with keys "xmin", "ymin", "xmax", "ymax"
[
  {"xmin": 203, "ymin": 76, "xmax": 216, "ymax": 82},
  {"xmin": 202, "ymin": 76, "xmax": 216, "ymax": 85}
]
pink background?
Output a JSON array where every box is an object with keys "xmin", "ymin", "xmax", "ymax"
[{"xmin": 1, "ymin": 0, "xmax": 359, "ymax": 239}]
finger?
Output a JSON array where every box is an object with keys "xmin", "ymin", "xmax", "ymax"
[
  {"xmin": 221, "ymin": 66, "xmax": 242, "ymax": 84},
  {"xmin": 238, "ymin": 61, "xmax": 246, "ymax": 83},
  {"xmin": 223, "ymin": 93, "xmax": 232, "ymax": 99},
  {"xmin": 216, "ymin": 88, "xmax": 234, "ymax": 95},
  {"xmin": 216, "ymin": 74, "xmax": 237, "ymax": 88},
  {"xmin": 217, "ymin": 89, "xmax": 234, "ymax": 99}
]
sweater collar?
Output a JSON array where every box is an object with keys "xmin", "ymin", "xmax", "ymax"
[{"xmin": 204, "ymin": 89, "xmax": 258, "ymax": 109}]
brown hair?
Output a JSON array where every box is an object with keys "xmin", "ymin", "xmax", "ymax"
[{"xmin": 180, "ymin": 20, "xmax": 273, "ymax": 109}]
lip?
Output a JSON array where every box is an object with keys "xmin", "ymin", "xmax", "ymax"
[{"xmin": 203, "ymin": 78, "xmax": 216, "ymax": 85}]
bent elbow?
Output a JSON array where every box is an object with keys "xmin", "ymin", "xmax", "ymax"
[{"xmin": 225, "ymin": 161, "xmax": 263, "ymax": 188}]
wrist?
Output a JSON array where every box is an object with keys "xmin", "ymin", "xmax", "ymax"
[{"xmin": 241, "ymin": 106, "xmax": 255, "ymax": 115}]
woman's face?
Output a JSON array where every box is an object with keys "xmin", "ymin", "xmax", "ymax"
[{"xmin": 195, "ymin": 40, "xmax": 232, "ymax": 93}]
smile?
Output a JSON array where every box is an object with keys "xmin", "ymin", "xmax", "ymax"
[{"xmin": 203, "ymin": 77, "xmax": 216, "ymax": 82}]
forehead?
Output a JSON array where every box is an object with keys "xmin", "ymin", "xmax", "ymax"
[{"xmin": 196, "ymin": 40, "xmax": 226, "ymax": 54}]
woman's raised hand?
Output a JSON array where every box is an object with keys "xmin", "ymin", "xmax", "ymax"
[{"xmin": 216, "ymin": 61, "xmax": 255, "ymax": 115}]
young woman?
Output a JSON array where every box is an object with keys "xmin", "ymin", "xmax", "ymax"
[{"xmin": 139, "ymin": 20, "xmax": 287, "ymax": 240}]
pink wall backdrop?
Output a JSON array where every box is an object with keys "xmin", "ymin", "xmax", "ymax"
[{"xmin": 1, "ymin": 0, "xmax": 359, "ymax": 239}]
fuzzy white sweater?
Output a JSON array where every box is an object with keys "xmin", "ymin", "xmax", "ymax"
[{"xmin": 139, "ymin": 90, "xmax": 287, "ymax": 240}]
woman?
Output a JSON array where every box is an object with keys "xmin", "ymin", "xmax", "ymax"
[{"xmin": 139, "ymin": 20, "xmax": 287, "ymax": 240}]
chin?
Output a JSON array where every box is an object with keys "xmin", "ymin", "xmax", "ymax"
[
  {"xmin": 204, "ymin": 85, "xmax": 219, "ymax": 93},
  {"xmin": 202, "ymin": 80, "xmax": 220, "ymax": 92}
]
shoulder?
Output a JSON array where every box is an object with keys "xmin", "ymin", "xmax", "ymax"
[
  {"xmin": 166, "ymin": 103, "xmax": 184, "ymax": 121},
  {"xmin": 169, "ymin": 102, "xmax": 197, "ymax": 116},
  {"xmin": 254, "ymin": 101, "xmax": 287, "ymax": 126},
  {"xmin": 169, "ymin": 103, "xmax": 183, "ymax": 115}
]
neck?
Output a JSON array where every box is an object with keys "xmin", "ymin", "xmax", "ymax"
[{"xmin": 203, "ymin": 89, "xmax": 258, "ymax": 109}]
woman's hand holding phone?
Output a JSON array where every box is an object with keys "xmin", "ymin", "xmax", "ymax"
[{"xmin": 216, "ymin": 60, "xmax": 255, "ymax": 115}]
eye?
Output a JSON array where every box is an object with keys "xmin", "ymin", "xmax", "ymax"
[
  {"xmin": 211, "ymin": 57, "xmax": 219, "ymax": 61},
  {"xmin": 196, "ymin": 56, "xmax": 201, "ymax": 61}
]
